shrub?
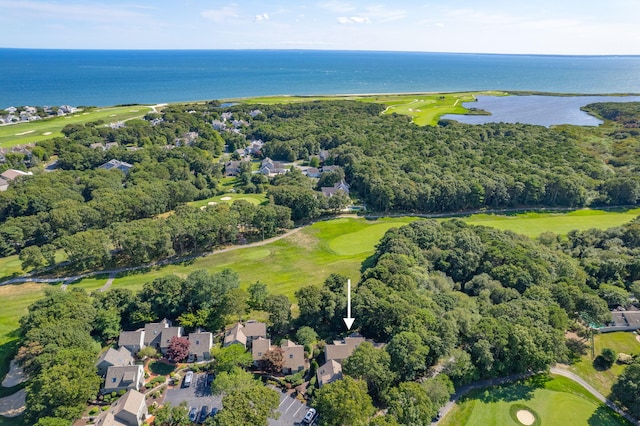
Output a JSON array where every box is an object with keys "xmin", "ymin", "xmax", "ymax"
[{"xmin": 88, "ymin": 407, "xmax": 99, "ymax": 415}]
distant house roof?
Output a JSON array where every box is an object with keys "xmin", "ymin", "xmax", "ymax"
[
  {"xmin": 105, "ymin": 142, "xmax": 119, "ymax": 150},
  {"xmin": 96, "ymin": 389, "xmax": 148, "ymax": 426},
  {"xmin": 321, "ymin": 180, "xmax": 350, "ymax": 198},
  {"xmin": 90, "ymin": 143, "xmax": 105, "ymax": 150},
  {"xmin": 0, "ymin": 177, "xmax": 8, "ymax": 191},
  {"xmin": 252, "ymin": 337, "xmax": 272, "ymax": 361},
  {"xmin": 97, "ymin": 347, "xmax": 134, "ymax": 375},
  {"xmin": 321, "ymin": 165, "xmax": 340, "ymax": 173},
  {"xmin": 225, "ymin": 160, "xmax": 242, "ymax": 177},
  {"xmin": 317, "ymin": 359, "xmax": 343, "ymax": 387},
  {"xmin": 159, "ymin": 326, "xmax": 183, "ymax": 350},
  {"xmin": 99, "ymin": 159, "xmax": 133, "ymax": 174},
  {"xmin": 224, "ymin": 320, "xmax": 267, "ymax": 348},
  {"xmin": 143, "ymin": 319, "xmax": 171, "ymax": 347},
  {"xmin": 324, "ymin": 335, "xmax": 366, "ymax": 363},
  {"xmin": 281, "ymin": 340, "xmax": 305, "ymax": 373},
  {"xmin": 188, "ymin": 331, "xmax": 213, "ymax": 358},
  {"xmin": 0, "ymin": 169, "xmax": 33, "ymax": 181},
  {"xmin": 118, "ymin": 330, "xmax": 144, "ymax": 350},
  {"xmin": 224, "ymin": 323, "xmax": 247, "ymax": 347},
  {"xmin": 243, "ymin": 320, "xmax": 267, "ymax": 340},
  {"xmin": 306, "ymin": 167, "xmax": 321, "ymax": 178},
  {"xmin": 103, "ymin": 365, "xmax": 144, "ymax": 393}
]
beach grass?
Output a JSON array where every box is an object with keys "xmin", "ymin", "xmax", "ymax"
[
  {"xmin": 440, "ymin": 374, "xmax": 631, "ymax": 426},
  {"xmin": 0, "ymin": 106, "xmax": 153, "ymax": 148}
]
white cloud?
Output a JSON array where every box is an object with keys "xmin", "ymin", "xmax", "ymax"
[
  {"xmin": 320, "ymin": 1, "xmax": 355, "ymax": 13},
  {"xmin": 201, "ymin": 6, "xmax": 238, "ymax": 22},
  {"xmin": 337, "ymin": 16, "xmax": 370, "ymax": 24},
  {"xmin": 254, "ymin": 13, "xmax": 269, "ymax": 22}
]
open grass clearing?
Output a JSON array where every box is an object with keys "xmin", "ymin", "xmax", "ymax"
[
  {"xmin": 566, "ymin": 332, "xmax": 640, "ymax": 396},
  {"xmin": 0, "ymin": 106, "xmax": 153, "ymax": 148},
  {"xmin": 237, "ymin": 91, "xmax": 507, "ymax": 126},
  {"xmin": 465, "ymin": 208, "xmax": 640, "ymax": 238},
  {"xmin": 188, "ymin": 193, "xmax": 268, "ymax": 208},
  {"xmin": 440, "ymin": 374, "xmax": 630, "ymax": 426}
]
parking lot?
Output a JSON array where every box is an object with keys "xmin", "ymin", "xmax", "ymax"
[
  {"xmin": 163, "ymin": 372, "xmax": 222, "ymax": 417},
  {"xmin": 268, "ymin": 386, "xmax": 312, "ymax": 426}
]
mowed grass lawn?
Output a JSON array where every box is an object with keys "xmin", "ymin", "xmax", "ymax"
[
  {"xmin": 441, "ymin": 375, "xmax": 631, "ymax": 426},
  {"xmin": 465, "ymin": 208, "xmax": 640, "ymax": 238},
  {"xmin": 238, "ymin": 91, "xmax": 507, "ymax": 126},
  {"xmin": 188, "ymin": 193, "xmax": 268, "ymax": 208},
  {"xmin": 0, "ymin": 106, "xmax": 153, "ymax": 148},
  {"xmin": 567, "ymin": 332, "xmax": 640, "ymax": 397}
]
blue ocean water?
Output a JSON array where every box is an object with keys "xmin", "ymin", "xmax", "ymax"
[
  {"xmin": 2, "ymin": 49, "xmax": 640, "ymax": 107},
  {"xmin": 441, "ymin": 95, "xmax": 640, "ymax": 127}
]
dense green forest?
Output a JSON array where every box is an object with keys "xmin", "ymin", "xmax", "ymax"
[{"xmin": 5, "ymin": 99, "xmax": 640, "ymax": 425}]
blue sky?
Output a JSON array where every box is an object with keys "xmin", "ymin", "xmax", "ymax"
[{"xmin": 0, "ymin": 0, "xmax": 639, "ymax": 54}]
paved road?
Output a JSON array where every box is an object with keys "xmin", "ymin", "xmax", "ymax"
[{"xmin": 268, "ymin": 386, "xmax": 310, "ymax": 426}]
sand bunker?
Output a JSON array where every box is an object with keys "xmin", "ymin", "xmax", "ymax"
[
  {"xmin": 14, "ymin": 130, "xmax": 34, "ymax": 136},
  {"xmin": 42, "ymin": 131, "xmax": 52, "ymax": 135},
  {"xmin": 516, "ymin": 409, "xmax": 535, "ymax": 425},
  {"xmin": 220, "ymin": 196, "xmax": 232, "ymax": 201}
]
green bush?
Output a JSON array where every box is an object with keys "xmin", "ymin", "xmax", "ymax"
[{"xmin": 88, "ymin": 407, "xmax": 99, "ymax": 415}]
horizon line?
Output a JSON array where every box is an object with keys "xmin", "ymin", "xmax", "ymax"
[{"xmin": 1, "ymin": 47, "xmax": 639, "ymax": 57}]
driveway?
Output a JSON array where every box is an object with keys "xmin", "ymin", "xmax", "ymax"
[
  {"xmin": 163, "ymin": 373, "xmax": 221, "ymax": 414},
  {"xmin": 268, "ymin": 386, "xmax": 310, "ymax": 426}
]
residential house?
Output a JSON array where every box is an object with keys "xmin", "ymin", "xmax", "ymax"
[
  {"xmin": 99, "ymin": 159, "xmax": 134, "ymax": 174},
  {"xmin": 96, "ymin": 389, "xmax": 148, "ymax": 426},
  {"xmin": 305, "ymin": 167, "xmax": 321, "ymax": 178},
  {"xmin": 281, "ymin": 340, "xmax": 306, "ymax": 374},
  {"xmin": 224, "ymin": 322, "xmax": 247, "ymax": 348},
  {"xmin": 321, "ymin": 165, "xmax": 341, "ymax": 173},
  {"xmin": 225, "ymin": 160, "xmax": 243, "ymax": 177},
  {"xmin": 321, "ymin": 180, "xmax": 350, "ymax": 198},
  {"xmin": 316, "ymin": 359, "xmax": 343, "ymax": 387},
  {"xmin": 0, "ymin": 169, "xmax": 33, "ymax": 181},
  {"xmin": 105, "ymin": 142, "xmax": 119, "ymax": 150},
  {"xmin": 59, "ymin": 105, "xmax": 76, "ymax": 114},
  {"xmin": 260, "ymin": 158, "xmax": 287, "ymax": 176},
  {"xmin": 110, "ymin": 121, "xmax": 125, "ymax": 129},
  {"xmin": 221, "ymin": 112, "xmax": 233, "ymax": 121},
  {"xmin": 318, "ymin": 150, "xmax": 330, "ymax": 162},
  {"xmin": 118, "ymin": 330, "xmax": 145, "ymax": 354},
  {"xmin": 90, "ymin": 143, "xmax": 105, "ymax": 150},
  {"xmin": 188, "ymin": 330, "xmax": 213, "ymax": 361},
  {"xmin": 103, "ymin": 365, "xmax": 144, "ymax": 394},
  {"xmin": 224, "ymin": 320, "xmax": 267, "ymax": 349},
  {"xmin": 96, "ymin": 347, "xmax": 135, "ymax": 376},
  {"xmin": 212, "ymin": 120, "xmax": 226, "ymax": 131},
  {"xmin": 247, "ymin": 140, "xmax": 264, "ymax": 155},
  {"xmin": 324, "ymin": 334, "xmax": 366, "ymax": 364},
  {"xmin": 143, "ymin": 319, "xmax": 183, "ymax": 355},
  {"xmin": 249, "ymin": 109, "xmax": 263, "ymax": 118},
  {"xmin": 251, "ymin": 337, "xmax": 272, "ymax": 364},
  {"xmin": 4, "ymin": 107, "xmax": 17, "ymax": 114},
  {"xmin": 0, "ymin": 177, "xmax": 8, "ymax": 192}
]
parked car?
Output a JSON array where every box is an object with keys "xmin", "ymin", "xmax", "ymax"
[
  {"xmin": 302, "ymin": 408, "xmax": 317, "ymax": 424},
  {"xmin": 198, "ymin": 405, "xmax": 210, "ymax": 423},
  {"xmin": 188, "ymin": 406, "xmax": 199, "ymax": 422},
  {"xmin": 182, "ymin": 371, "xmax": 193, "ymax": 388},
  {"xmin": 206, "ymin": 373, "xmax": 215, "ymax": 386},
  {"xmin": 210, "ymin": 407, "xmax": 219, "ymax": 418}
]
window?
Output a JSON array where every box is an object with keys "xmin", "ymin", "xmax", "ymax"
[
  {"xmin": 112, "ymin": 377, "xmax": 117, "ymax": 383},
  {"xmin": 196, "ymin": 340, "xmax": 200, "ymax": 345},
  {"xmin": 290, "ymin": 354, "xmax": 294, "ymax": 359}
]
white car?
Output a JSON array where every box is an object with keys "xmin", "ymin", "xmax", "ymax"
[{"xmin": 302, "ymin": 408, "xmax": 317, "ymax": 424}]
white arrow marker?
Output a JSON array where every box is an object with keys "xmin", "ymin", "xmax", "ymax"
[{"xmin": 343, "ymin": 279, "xmax": 355, "ymax": 330}]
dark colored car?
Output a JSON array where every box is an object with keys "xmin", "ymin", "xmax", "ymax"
[
  {"xmin": 206, "ymin": 373, "xmax": 215, "ymax": 386},
  {"xmin": 210, "ymin": 407, "xmax": 219, "ymax": 417},
  {"xmin": 188, "ymin": 406, "xmax": 199, "ymax": 422},
  {"xmin": 198, "ymin": 405, "xmax": 210, "ymax": 423}
]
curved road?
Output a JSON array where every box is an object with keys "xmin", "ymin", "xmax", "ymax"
[{"xmin": 433, "ymin": 367, "xmax": 639, "ymax": 425}]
